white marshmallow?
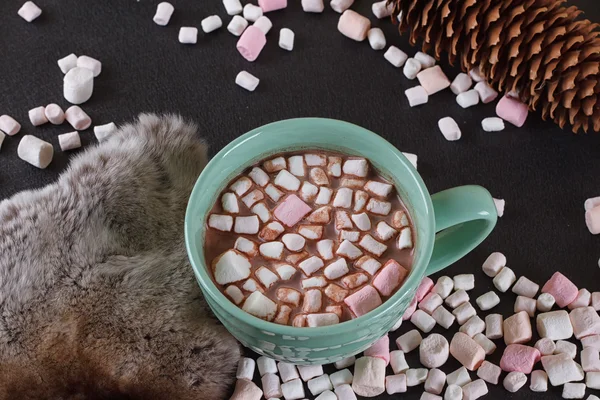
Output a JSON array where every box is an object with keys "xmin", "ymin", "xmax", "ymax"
[
  {"xmin": 28, "ymin": 106, "xmax": 48, "ymax": 126},
  {"xmin": 538, "ymin": 293, "xmax": 556, "ymax": 312},
  {"xmin": 334, "ymin": 384, "xmax": 357, "ymax": 400},
  {"xmin": 17, "ymin": 135, "xmax": 53, "ymax": 169},
  {"xmin": 367, "ymin": 198, "xmax": 391, "ymax": 216},
  {"xmin": 476, "ymin": 291, "xmax": 500, "ymax": 311},
  {"xmin": 406, "ymin": 368, "xmax": 429, "ymax": 386},
  {"xmin": 541, "ymin": 353, "xmax": 584, "ymax": 386},
  {"xmin": 154, "ymin": 2, "xmax": 174, "ymax": 25},
  {"xmin": 592, "ymin": 292, "xmax": 600, "ymax": 311},
  {"xmin": 58, "ymin": 53, "xmax": 78, "ymax": 74},
  {"xmin": 456, "ymin": 89, "xmax": 480, "ymax": 108},
  {"xmin": 463, "ymin": 379, "xmax": 488, "ymax": 400},
  {"xmin": 248, "ymin": 167, "xmax": 269, "ymax": 187},
  {"xmin": 259, "ymin": 242, "xmax": 284, "ymax": 260},
  {"xmin": 279, "ymin": 28, "xmax": 295, "ymax": 51},
  {"xmin": 94, "ymin": 122, "xmax": 116, "ymax": 142},
  {"xmin": 228, "ymin": 15, "xmax": 249, "ymax": 36},
  {"xmin": 63, "ymin": 67, "xmax": 94, "ymax": 104},
  {"xmin": 512, "ymin": 276, "xmax": 539, "ymax": 298},
  {"xmin": 474, "ymin": 81, "xmax": 498, "ymax": 104},
  {"xmin": 262, "ymin": 373, "xmax": 282, "ymax": 399},
  {"xmin": 420, "ymin": 334, "xmax": 449, "ymax": 368},
  {"xmin": 208, "ymin": 214, "xmax": 234, "ymax": 231},
  {"xmin": 213, "ymin": 250, "xmax": 251, "ymax": 285},
  {"xmin": 359, "ymin": 235, "xmax": 387, "ymax": 257},
  {"xmin": 223, "ymin": 0, "xmax": 243, "ymax": 14},
  {"xmin": 221, "ymin": 193, "xmax": 239, "ymax": 214},
  {"xmin": 335, "ymin": 356, "xmax": 356, "ymax": 369},
  {"xmin": 242, "ymin": 279, "xmax": 261, "ymax": 296},
  {"xmin": 412, "ymin": 310, "xmax": 437, "ymax": 333},
  {"xmin": 224, "ymin": 285, "xmax": 244, "ymax": 304},
  {"xmin": 368, "ymin": 28, "xmax": 386, "ymax": 50},
  {"xmin": 415, "ymin": 52, "xmax": 436, "ymax": 69},
  {"xmin": 493, "ymin": 266, "xmax": 516, "ymax": 292},
  {"xmin": 562, "ymin": 383, "xmax": 586, "ymax": 399},
  {"xmin": 433, "ymin": 276, "xmax": 454, "ymax": 299},
  {"xmin": 315, "ymin": 390, "xmax": 337, "ymax": 400},
  {"xmin": 281, "ymin": 378, "xmax": 305, "ymax": 400},
  {"xmin": 481, "ymin": 117, "xmax": 505, "ymax": 132},
  {"xmin": 432, "ymin": 305, "xmax": 456, "ymax": 329},
  {"xmin": 582, "ymin": 347, "xmax": 600, "ymax": 372},
  {"xmin": 281, "ymin": 233, "xmax": 305, "ymax": 252},
  {"xmin": 582, "ymin": 335, "xmax": 600, "ymax": 350},
  {"xmin": 236, "ymin": 71, "xmax": 260, "ymax": 92},
  {"xmin": 324, "ymin": 258, "xmax": 349, "ymax": 279},
  {"xmin": 58, "ymin": 131, "xmax": 81, "ymax": 151},
  {"xmin": 537, "ymin": 310, "xmax": 574, "ymax": 340},
  {"xmin": 459, "ymin": 316, "xmax": 485, "ymax": 338},
  {"xmin": 450, "ymin": 73, "xmax": 472, "ymax": 94},
  {"xmin": 339, "ymin": 230, "xmax": 359, "ymax": 242},
  {"xmin": 253, "ymin": 15, "xmax": 271, "ymax": 34},
  {"xmin": 397, "ymin": 329, "xmax": 423, "ymax": 352},
  {"xmin": 298, "ymin": 365, "xmax": 324, "ymax": 382},
  {"xmin": 482, "ymin": 252, "xmax": 506, "ymax": 277},
  {"xmin": 365, "ymin": 181, "xmax": 392, "ymax": 197},
  {"xmin": 587, "ymin": 371, "xmax": 600, "ymax": 389},
  {"xmin": 445, "ymin": 384, "xmax": 463, "ymax": 400},
  {"xmin": 308, "ymin": 374, "xmax": 333, "ymax": 396},
  {"xmin": 353, "ymin": 190, "xmax": 369, "ymax": 211},
  {"xmin": 230, "ymin": 177, "xmax": 252, "ymax": 196},
  {"xmin": 420, "ymin": 293, "xmax": 444, "ymax": 314},
  {"xmin": 276, "ymin": 266, "xmax": 296, "ymax": 281},
  {"xmin": 390, "ymin": 317, "xmax": 403, "ymax": 332},
  {"xmin": 453, "ymin": 274, "xmax": 475, "ymax": 291},
  {"xmin": 0, "ymin": 115, "xmax": 20, "ymax": 136},
  {"xmin": 469, "ymin": 67, "xmax": 485, "ymax": 82},
  {"xmin": 316, "ymin": 187, "xmax": 333, "ymax": 205},
  {"xmin": 242, "ymin": 291, "xmax": 277, "ymax": 320},
  {"xmin": 302, "ymin": 0, "xmax": 324, "ymax": 12},
  {"xmin": 390, "ymin": 350, "xmax": 409, "ymax": 373},
  {"xmin": 275, "ymin": 170, "xmax": 301, "ymax": 191},
  {"xmin": 473, "ymin": 333, "xmax": 496, "ymax": 355},
  {"xmin": 485, "ymin": 314, "xmax": 503, "ymax": 339},
  {"xmin": 298, "ymin": 225, "xmax": 323, "ymax": 240},
  {"xmin": 278, "ymin": 362, "xmax": 300, "ymax": 383},
  {"xmin": 446, "ymin": 367, "xmax": 471, "ymax": 387},
  {"xmin": 384, "ymin": 46, "xmax": 408, "ymax": 67},
  {"xmin": 336, "ymin": 240, "xmax": 362, "ymax": 260},
  {"xmin": 515, "ymin": 295, "xmax": 537, "ymax": 317},
  {"xmin": 179, "ymin": 27, "xmax": 198, "ymax": 44},
  {"xmin": 299, "ymin": 256, "xmax": 324, "ymax": 276},
  {"xmin": 452, "ymin": 302, "xmax": 476, "ymax": 325},
  {"xmin": 343, "ymin": 159, "xmax": 368, "ymax": 178},
  {"xmin": 493, "ymin": 198, "xmax": 505, "ymax": 217},
  {"xmin": 288, "ymin": 155, "xmax": 305, "ymax": 176},
  {"xmin": 301, "ymin": 181, "xmax": 319, "ymax": 202},
  {"xmin": 535, "ymin": 338, "xmax": 557, "ymax": 356},
  {"xmin": 236, "ymin": 357, "xmax": 256, "ymax": 380},
  {"xmin": 555, "ymin": 340, "xmax": 578, "ymax": 359},
  {"xmin": 201, "ymin": 15, "xmax": 223, "ymax": 33},
  {"xmin": 18, "ymin": 1, "xmax": 42, "ymax": 22},
  {"xmin": 330, "ymin": 0, "xmax": 354, "ymax": 13},
  {"xmin": 445, "ymin": 289, "xmax": 469, "ymax": 308},
  {"xmin": 376, "ymin": 221, "xmax": 397, "ymax": 241},
  {"xmin": 403, "ymin": 58, "xmax": 422, "ymax": 80},
  {"xmin": 234, "ymin": 215, "xmax": 260, "ymax": 234},
  {"xmin": 425, "ymin": 368, "xmax": 446, "ymax": 394},
  {"xmin": 242, "ymin": 189, "xmax": 263, "ymax": 208},
  {"xmin": 302, "ymin": 276, "xmax": 327, "ymax": 289},
  {"xmin": 405, "ymin": 86, "xmax": 429, "ymax": 107},
  {"xmin": 77, "ymin": 56, "xmax": 102, "ymax": 77},
  {"xmin": 568, "ymin": 289, "xmax": 592, "ymax": 309},
  {"xmin": 530, "ymin": 370, "xmax": 548, "ymax": 392},
  {"xmin": 403, "ymin": 152, "xmax": 418, "ymax": 169},
  {"xmin": 438, "ymin": 117, "xmax": 461, "ymax": 141},
  {"xmin": 372, "ymin": 0, "xmax": 393, "ymax": 18},
  {"xmin": 585, "ymin": 197, "xmax": 600, "ymax": 211},
  {"xmin": 353, "ymin": 357, "xmax": 386, "ymax": 397},
  {"xmin": 351, "ymin": 213, "xmax": 371, "ymax": 231},
  {"xmin": 307, "ymin": 313, "xmax": 339, "ymax": 327},
  {"xmin": 243, "ymin": 4, "xmax": 263, "ymax": 21},
  {"xmin": 256, "ymin": 266, "xmax": 279, "ymax": 289},
  {"xmin": 316, "ymin": 239, "xmax": 334, "ymax": 260},
  {"xmin": 305, "ymin": 154, "xmax": 326, "ymax": 166},
  {"xmin": 330, "ymin": 369, "xmax": 353, "ymax": 387}
]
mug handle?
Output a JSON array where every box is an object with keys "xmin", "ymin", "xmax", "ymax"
[{"xmin": 425, "ymin": 185, "xmax": 498, "ymax": 276}]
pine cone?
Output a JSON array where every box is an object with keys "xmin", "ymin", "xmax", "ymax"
[{"xmin": 391, "ymin": 0, "xmax": 600, "ymax": 133}]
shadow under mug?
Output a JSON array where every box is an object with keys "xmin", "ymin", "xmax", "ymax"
[{"xmin": 185, "ymin": 118, "xmax": 497, "ymax": 364}]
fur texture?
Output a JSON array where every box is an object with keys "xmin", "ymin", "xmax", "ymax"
[{"xmin": 0, "ymin": 114, "xmax": 240, "ymax": 400}]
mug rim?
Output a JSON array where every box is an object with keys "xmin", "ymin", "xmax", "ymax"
[{"xmin": 184, "ymin": 117, "xmax": 435, "ymax": 336}]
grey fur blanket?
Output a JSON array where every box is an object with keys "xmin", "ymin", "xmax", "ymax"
[{"xmin": 0, "ymin": 115, "xmax": 240, "ymax": 399}]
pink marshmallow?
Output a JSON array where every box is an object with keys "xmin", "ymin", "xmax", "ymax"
[
  {"xmin": 337, "ymin": 10, "xmax": 370, "ymax": 42},
  {"xmin": 372, "ymin": 260, "xmax": 409, "ymax": 297},
  {"xmin": 570, "ymin": 307, "xmax": 600, "ymax": 339},
  {"xmin": 258, "ymin": 0, "xmax": 287, "ymax": 12},
  {"xmin": 237, "ymin": 26, "xmax": 267, "ymax": 62},
  {"xmin": 274, "ymin": 194, "xmax": 312, "ymax": 227},
  {"xmin": 541, "ymin": 272, "xmax": 578, "ymax": 308},
  {"xmin": 586, "ymin": 206, "xmax": 600, "ymax": 235},
  {"xmin": 344, "ymin": 285, "xmax": 382, "ymax": 317},
  {"xmin": 416, "ymin": 277, "xmax": 434, "ymax": 301},
  {"xmin": 417, "ymin": 66, "xmax": 451, "ymax": 95},
  {"xmin": 500, "ymin": 344, "xmax": 541, "ymax": 374},
  {"xmin": 402, "ymin": 296, "xmax": 418, "ymax": 321},
  {"xmin": 364, "ymin": 335, "xmax": 390, "ymax": 365},
  {"xmin": 496, "ymin": 95, "xmax": 529, "ymax": 127}
]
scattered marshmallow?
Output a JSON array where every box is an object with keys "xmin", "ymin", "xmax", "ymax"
[
  {"xmin": 18, "ymin": 1, "xmax": 42, "ymax": 22},
  {"xmin": 154, "ymin": 2, "xmax": 174, "ymax": 25},
  {"xmin": 456, "ymin": 89, "xmax": 480, "ymax": 108},
  {"xmin": 258, "ymin": 0, "xmax": 287, "ymax": 12},
  {"xmin": 504, "ymin": 311, "xmax": 532, "ymax": 345},
  {"xmin": 57, "ymin": 53, "xmax": 78, "ymax": 74},
  {"xmin": 433, "ymin": 276, "xmax": 454, "ymax": 299},
  {"xmin": 278, "ymin": 362, "xmax": 300, "ymax": 383},
  {"xmin": 569, "ymin": 289, "xmax": 592, "ymax": 310},
  {"xmin": 493, "ymin": 266, "xmax": 516, "ymax": 292},
  {"xmin": 236, "ymin": 357, "xmax": 256, "ymax": 380},
  {"xmin": 530, "ymin": 370, "xmax": 548, "ymax": 392},
  {"xmin": 253, "ymin": 15, "xmax": 272, "ymax": 35},
  {"xmin": 570, "ymin": 306, "xmax": 600, "ymax": 339},
  {"xmin": 420, "ymin": 333, "xmax": 449, "ymax": 368},
  {"xmin": 262, "ymin": 373, "xmax": 282, "ymax": 399},
  {"xmin": 352, "ymin": 357, "xmax": 386, "ymax": 397},
  {"xmin": 482, "ymin": 252, "xmax": 506, "ymax": 277},
  {"xmin": 446, "ymin": 289, "xmax": 469, "ymax": 309},
  {"xmin": 368, "ymin": 28, "xmax": 386, "ymax": 50},
  {"xmin": 403, "ymin": 152, "xmax": 418, "ymax": 169},
  {"xmin": 337, "ymin": 10, "xmax": 370, "ymax": 42},
  {"xmin": 242, "ymin": 291, "xmax": 277, "ymax": 320},
  {"xmin": 462, "ymin": 379, "xmax": 488, "ymax": 400},
  {"xmin": 537, "ymin": 293, "xmax": 556, "ymax": 312},
  {"xmin": 500, "ymin": 343, "xmax": 541, "ymax": 373},
  {"xmin": 535, "ymin": 338, "xmax": 556, "ymax": 356},
  {"xmin": 452, "ymin": 302, "xmax": 477, "ymax": 325},
  {"xmin": 541, "ymin": 353, "xmax": 584, "ymax": 386},
  {"xmin": 281, "ymin": 378, "xmax": 305, "ymax": 400},
  {"xmin": 329, "ymin": 368, "xmax": 353, "ymax": 387},
  {"xmin": 178, "ymin": 26, "xmax": 199, "ymax": 44},
  {"xmin": 386, "ymin": 374, "xmax": 407, "ymax": 394},
  {"xmin": 450, "ymin": 332, "xmax": 485, "ymax": 370},
  {"xmin": 63, "ymin": 67, "xmax": 94, "ymax": 104},
  {"xmin": 477, "ymin": 361, "xmax": 501, "ymax": 385},
  {"xmin": 17, "ymin": 135, "xmax": 53, "ymax": 169},
  {"xmin": 302, "ymin": 0, "xmax": 324, "ymax": 12},
  {"xmin": 93, "ymin": 122, "xmax": 116, "ymax": 142},
  {"xmin": 469, "ymin": 67, "xmax": 485, "ymax": 82},
  {"xmin": 453, "ymin": 274, "xmax": 474, "ymax": 291},
  {"xmin": 372, "ymin": 0, "xmax": 393, "ymax": 18},
  {"xmin": 420, "ymin": 293, "xmax": 444, "ymax": 314},
  {"xmin": 417, "ymin": 66, "xmax": 451, "ymax": 94},
  {"xmin": 403, "ymin": 58, "xmax": 422, "ymax": 80},
  {"xmin": 485, "ymin": 314, "xmax": 503, "ymax": 340},
  {"xmin": 384, "ymin": 46, "xmax": 408, "ymax": 68},
  {"xmin": 438, "ymin": 117, "xmax": 461, "ymax": 141},
  {"xmin": 330, "ymin": 0, "xmax": 354, "ymax": 13},
  {"xmin": 562, "ymin": 383, "xmax": 586, "ymax": 399},
  {"xmin": 406, "ymin": 368, "xmax": 429, "ymax": 386},
  {"xmin": 512, "ymin": 276, "xmax": 539, "ymax": 298},
  {"xmin": 445, "ymin": 384, "xmax": 463, "ymax": 400},
  {"xmin": 493, "ymin": 198, "xmax": 505, "ymax": 217},
  {"xmin": 432, "ymin": 305, "xmax": 456, "ymax": 329},
  {"xmin": 503, "ymin": 372, "xmax": 527, "ymax": 393},
  {"xmin": 474, "ymin": 82, "xmax": 498, "ymax": 104},
  {"xmin": 58, "ymin": 131, "xmax": 81, "ymax": 151},
  {"xmin": 335, "ymin": 383, "xmax": 357, "ymax": 400},
  {"xmin": 446, "ymin": 367, "xmax": 471, "ymax": 387},
  {"xmin": 396, "ymin": 329, "xmax": 422, "ymax": 352},
  {"xmin": 450, "ymin": 73, "xmax": 472, "ymax": 94},
  {"xmin": 415, "ymin": 52, "xmax": 436, "ymax": 68},
  {"xmin": 243, "ymin": 4, "xmax": 263, "ymax": 21},
  {"xmin": 315, "ymin": 390, "xmax": 337, "ymax": 400},
  {"xmin": 390, "ymin": 350, "xmax": 409, "ymax": 373},
  {"xmin": 473, "ymin": 333, "xmax": 496, "ymax": 355},
  {"xmin": 459, "ymin": 316, "xmax": 485, "ymax": 338},
  {"xmin": 298, "ymin": 256, "xmax": 324, "ymax": 276},
  {"xmin": 425, "ymin": 368, "xmax": 446, "ymax": 395},
  {"xmin": 555, "ymin": 340, "xmax": 578, "ymax": 359},
  {"xmin": 476, "ymin": 291, "xmax": 500, "ymax": 311},
  {"xmin": 481, "ymin": 117, "xmax": 505, "ymax": 132},
  {"xmin": 228, "ymin": 15, "xmax": 249, "ymax": 36},
  {"xmin": 496, "ymin": 95, "xmax": 529, "ymax": 127},
  {"xmin": 537, "ymin": 310, "xmax": 574, "ymax": 340},
  {"xmin": 230, "ymin": 379, "xmax": 262, "ymax": 400},
  {"xmin": 237, "ymin": 26, "xmax": 267, "ymax": 61},
  {"xmin": 515, "ymin": 296, "xmax": 537, "ymax": 317},
  {"xmin": 335, "ymin": 356, "xmax": 356, "ymax": 370},
  {"xmin": 405, "ymin": 86, "xmax": 429, "ymax": 107},
  {"xmin": 411, "ymin": 310, "xmax": 436, "ymax": 333},
  {"xmin": 28, "ymin": 106, "xmax": 48, "ymax": 126},
  {"xmin": 279, "ymin": 28, "xmax": 295, "ymax": 51},
  {"xmin": 587, "ymin": 371, "xmax": 600, "ymax": 388}
]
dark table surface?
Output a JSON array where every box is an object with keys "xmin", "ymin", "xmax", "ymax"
[{"xmin": 1, "ymin": 0, "xmax": 600, "ymax": 399}]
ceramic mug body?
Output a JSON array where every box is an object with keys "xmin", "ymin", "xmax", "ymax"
[{"xmin": 185, "ymin": 118, "xmax": 497, "ymax": 364}]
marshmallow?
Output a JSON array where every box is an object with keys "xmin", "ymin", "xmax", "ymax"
[
  {"xmin": 28, "ymin": 106, "xmax": 48, "ymax": 126},
  {"xmin": 307, "ymin": 205, "xmax": 332, "ymax": 224},
  {"xmin": 228, "ymin": 15, "xmax": 249, "ymax": 36},
  {"xmin": 392, "ymin": 210, "xmax": 410, "ymax": 229},
  {"xmin": 462, "ymin": 379, "xmax": 488, "ymax": 400},
  {"xmin": 236, "ymin": 71, "xmax": 260, "ymax": 91},
  {"xmin": 397, "ymin": 329, "xmax": 422, "ymax": 352},
  {"xmin": 403, "ymin": 296, "xmax": 418, "ymax": 320},
  {"xmin": 386, "ymin": 374, "xmax": 407, "ymax": 394},
  {"xmin": 587, "ymin": 371, "xmax": 600, "ymax": 389},
  {"xmin": 582, "ymin": 335, "xmax": 600, "ymax": 350},
  {"xmin": 345, "ymin": 285, "xmax": 381, "ymax": 317},
  {"xmin": 302, "ymin": 0, "xmax": 324, "ymax": 12},
  {"xmin": 259, "ymin": 241, "xmax": 284, "ymax": 260},
  {"xmin": 329, "ymin": 369, "xmax": 353, "ymax": 387},
  {"xmin": 414, "ymin": 52, "xmax": 435, "ymax": 68},
  {"xmin": 446, "ymin": 367, "xmax": 471, "ymax": 387},
  {"xmin": 485, "ymin": 314, "xmax": 503, "ymax": 339},
  {"xmin": 535, "ymin": 338, "xmax": 556, "ymax": 356},
  {"xmin": 368, "ymin": 28, "xmax": 386, "ymax": 50},
  {"xmin": 335, "ymin": 384, "xmax": 357, "ymax": 400},
  {"xmin": 315, "ymin": 390, "xmax": 336, "ymax": 400},
  {"xmin": 555, "ymin": 340, "xmax": 578, "ymax": 359},
  {"xmin": 230, "ymin": 379, "xmax": 262, "ymax": 400},
  {"xmin": 473, "ymin": 334, "xmax": 496, "ymax": 355},
  {"xmin": 496, "ymin": 95, "xmax": 529, "ymax": 127},
  {"xmin": 258, "ymin": 0, "xmax": 287, "ymax": 12},
  {"xmin": 42, "ymin": 103, "xmax": 64, "ymax": 125},
  {"xmin": 342, "ymin": 159, "xmax": 368, "ymax": 178},
  {"xmin": 324, "ymin": 258, "xmax": 349, "ymax": 280},
  {"xmin": 538, "ymin": 293, "xmax": 556, "ymax": 312},
  {"xmin": 454, "ymin": 274, "xmax": 475, "ymax": 291},
  {"xmin": 474, "ymin": 82, "xmax": 498, "ymax": 104},
  {"xmin": 94, "ymin": 122, "xmax": 116, "ymax": 142},
  {"xmin": 563, "ymin": 383, "xmax": 586, "ymax": 399},
  {"xmin": 582, "ymin": 347, "xmax": 600, "ymax": 372},
  {"xmin": 243, "ymin": 278, "xmax": 261, "ymax": 293},
  {"xmin": 587, "ymin": 207, "xmax": 600, "ymax": 234},
  {"xmin": 450, "ymin": 73, "xmax": 473, "ymax": 94},
  {"xmin": 243, "ymin": 4, "xmax": 263, "ymax": 21},
  {"xmin": 335, "ymin": 210, "xmax": 353, "ymax": 230},
  {"xmin": 17, "ymin": 135, "xmax": 53, "ymax": 169},
  {"xmin": 445, "ymin": 384, "xmax": 463, "ymax": 400},
  {"xmin": 330, "ymin": 0, "xmax": 353, "ymax": 13},
  {"xmin": 274, "ymin": 194, "xmax": 310, "ymax": 227},
  {"xmin": 476, "ymin": 361, "xmax": 501, "ymax": 384},
  {"xmin": 438, "ymin": 117, "xmax": 461, "ymax": 141},
  {"xmin": 476, "ymin": 291, "xmax": 500, "ymax": 311},
  {"xmin": 364, "ymin": 181, "xmax": 392, "ymax": 198},
  {"xmin": 224, "ymin": 285, "xmax": 244, "ymax": 305},
  {"xmin": 541, "ymin": 353, "xmax": 585, "ymax": 386},
  {"xmin": 302, "ymin": 289, "xmax": 322, "ymax": 313},
  {"xmin": 373, "ymin": 222, "xmax": 396, "ymax": 243},
  {"xmin": 281, "ymin": 233, "xmax": 305, "ymax": 252},
  {"xmin": 390, "ymin": 350, "xmax": 409, "ymax": 373},
  {"xmin": 367, "ymin": 198, "xmax": 392, "ymax": 216},
  {"xmin": 372, "ymin": 0, "xmax": 393, "ymax": 18},
  {"xmin": 569, "ymin": 289, "xmax": 592, "ymax": 309},
  {"xmin": 432, "ymin": 276, "xmax": 453, "ymax": 299},
  {"xmin": 515, "ymin": 296, "xmax": 537, "ymax": 317},
  {"xmin": 403, "ymin": 152, "xmax": 418, "ymax": 169},
  {"xmin": 242, "ymin": 291, "xmax": 277, "ymax": 320},
  {"xmin": 384, "ymin": 46, "xmax": 408, "ymax": 68},
  {"xmin": 235, "ymin": 237, "xmax": 258, "ymax": 256},
  {"xmin": 336, "ymin": 240, "xmax": 363, "ymax": 260},
  {"xmin": 493, "ymin": 266, "xmax": 516, "ymax": 292},
  {"xmin": 256, "ymin": 266, "xmax": 280, "ymax": 288},
  {"xmin": 585, "ymin": 197, "xmax": 600, "ymax": 211},
  {"xmin": 418, "ymin": 66, "xmax": 451, "ymax": 94},
  {"xmin": 570, "ymin": 307, "xmax": 600, "ymax": 339},
  {"xmin": 403, "ymin": 58, "xmax": 422, "ymax": 80},
  {"xmin": 420, "ymin": 293, "xmax": 444, "ymax": 314},
  {"xmin": 504, "ymin": 311, "xmax": 532, "ymax": 345},
  {"xmin": 252, "ymin": 16, "xmax": 271, "ymax": 35},
  {"xmin": 452, "ymin": 302, "xmax": 477, "ymax": 325},
  {"xmin": 450, "ymin": 332, "xmax": 485, "ymax": 370},
  {"xmin": 324, "ymin": 283, "xmax": 348, "ymax": 302},
  {"xmin": 307, "ymin": 374, "xmax": 333, "ymax": 396},
  {"xmin": 277, "ymin": 288, "xmax": 301, "ymax": 306},
  {"xmin": 530, "ymin": 370, "xmax": 548, "ymax": 392},
  {"xmin": 237, "ymin": 25, "xmax": 266, "ymax": 61},
  {"xmin": 222, "ymin": 193, "xmax": 239, "ymax": 214},
  {"xmin": 327, "ymin": 156, "xmax": 342, "ymax": 177},
  {"xmin": 208, "ymin": 214, "xmax": 234, "ymax": 231},
  {"xmin": 512, "ymin": 276, "xmax": 540, "ymax": 298},
  {"xmin": 299, "ymin": 256, "xmax": 324, "ymax": 276},
  {"xmin": 482, "ymin": 252, "xmax": 506, "ymax": 277},
  {"xmin": 593, "ymin": 292, "xmax": 600, "ymax": 311},
  {"xmin": 456, "ymin": 89, "xmax": 480, "ymax": 108},
  {"xmin": 406, "ymin": 368, "xmax": 429, "ymax": 386},
  {"xmin": 364, "ymin": 335, "xmax": 390, "ymax": 365},
  {"xmin": 281, "ymin": 378, "xmax": 305, "ymax": 400},
  {"xmin": 425, "ymin": 368, "xmax": 446, "ymax": 395},
  {"xmin": 236, "ymin": 357, "xmax": 256, "ymax": 380},
  {"xmin": 58, "ymin": 131, "xmax": 81, "ymax": 151},
  {"xmin": 405, "ymin": 85, "xmax": 429, "ymax": 107},
  {"xmin": 278, "ymin": 362, "xmax": 300, "ymax": 383},
  {"xmin": 494, "ymin": 198, "xmax": 505, "ymax": 217},
  {"xmin": 298, "ymin": 365, "xmax": 324, "ymax": 381},
  {"xmin": 335, "ymin": 356, "xmax": 355, "ymax": 369},
  {"xmin": 500, "ymin": 344, "xmax": 541, "ymax": 373},
  {"xmin": 390, "ymin": 317, "xmax": 403, "ymax": 332},
  {"xmin": 412, "ymin": 310, "xmax": 437, "ymax": 333},
  {"xmin": 230, "ymin": 177, "xmax": 252, "ymax": 196},
  {"xmin": 537, "ymin": 310, "xmax": 574, "ymax": 340},
  {"xmin": 459, "ymin": 316, "xmax": 485, "ymax": 338},
  {"xmin": 262, "ymin": 373, "xmax": 283, "ymax": 398},
  {"xmin": 333, "ymin": 188, "xmax": 353, "ymax": 209},
  {"xmin": 279, "ymin": 28, "xmax": 295, "ymax": 51},
  {"xmin": 77, "ymin": 55, "xmax": 102, "ymax": 77},
  {"xmin": 18, "ymin": 1, "xmax": 42, "ymax": 22},
  {"xmin": 415, "ymin": 277, "xmax": 434, "ymax": 301},
  {"xmin": 353, "ymin": 357, "xmax": 385, "ymax": 397},
  {"xmin": 503, "ymin": 372, "xmax": 527, "ymax": 393},
  {"xmin": 481, "ymin": 117, "xmax": 505, "ymax": 132},
  {"xmin": 469, "ymin": 67, "xmax": 485, "ymax": 82},
  {"xmin": 420, "ymin": 334, "xmax": 449, "ymax": 368},
  {"xmin": 350, "ymin": 212, "xmax": 370, "ymax": 231},
  {"xmin": 373, "ymin": 259, "xmax": 407, "ymax": 296},
  {"xmin": 341, "ymin": 272, "xmax": 368, "ymax": 289},
  {"xmin": 432, "ymin": 305, "xmax": 456, "ymax": 329},
  {"xmin": 301, "ymin": 181, "xmax": 319, "ymax": 202},
  {"xmin": 154, "ymin": 2, "xmax": 174, "ymax": 25},
  {"xmin": 337, "ymin": 10, "xmax": 370, "ymax": 41},
  {"xmin": 446, "ymin": 290, "xmax": 469, "ymax": 309},
  {"xmin": 63, "ymin": 67, "xmax": 94, "ymax": 104}
]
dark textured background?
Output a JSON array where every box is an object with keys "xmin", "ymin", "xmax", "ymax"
[{"xmin": 1, "ymin": 0, "xmax": 599, "ymax": 399}]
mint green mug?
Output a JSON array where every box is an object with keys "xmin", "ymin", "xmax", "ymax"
[{"xmin": 185, "ymin": 118, "xmax": 497, "ymax": 365}]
